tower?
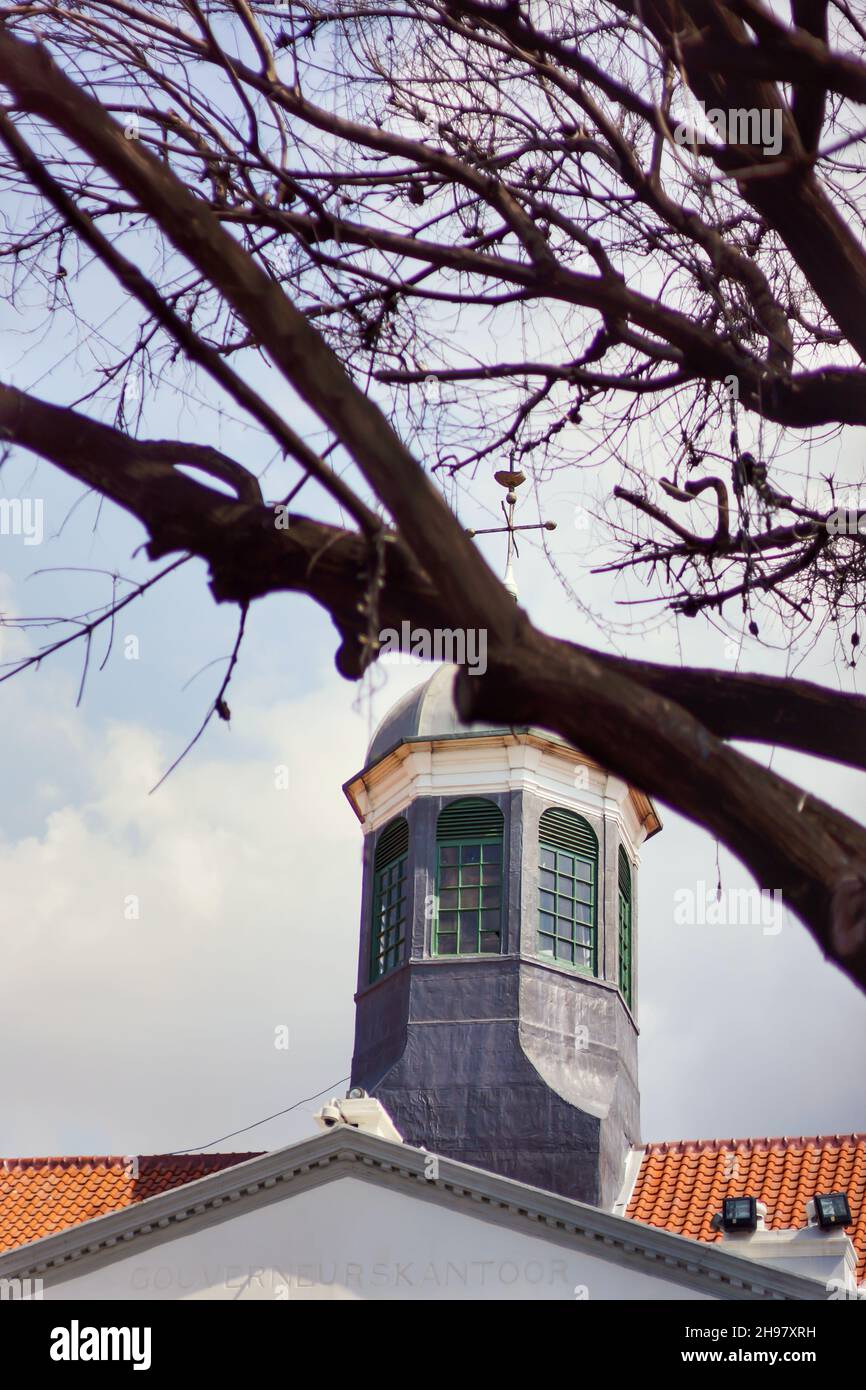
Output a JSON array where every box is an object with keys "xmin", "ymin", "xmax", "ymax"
[{"xmin": 344, "ymin": 667, "xmax": 661, "ymax": 1208}]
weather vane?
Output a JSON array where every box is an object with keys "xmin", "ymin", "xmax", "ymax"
[{"xmin": 466, "ymin": 468, "xmax": 556, "ymax": 599}]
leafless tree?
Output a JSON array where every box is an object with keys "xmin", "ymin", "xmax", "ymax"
[{"xmin": 0, "ymin": 1, "xmax": 865, "ymax": 990}]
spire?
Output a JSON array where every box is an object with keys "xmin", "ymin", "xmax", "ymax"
[{"xmin": 466, "ymin": 467, "xmax": 556, "ymax": 601}]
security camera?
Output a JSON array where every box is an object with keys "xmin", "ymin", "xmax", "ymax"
[{"xmin": 313, "ymin": 1095, "xmax": 403, "ymax": 1142}]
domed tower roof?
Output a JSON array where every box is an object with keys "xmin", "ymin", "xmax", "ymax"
[
  {"xmin": 358, "ymin": 664, "xmax": 660, "ymax": 839},
  {"xmin": 365, "ymin": 665, "xmax": 517, "ymax": 767}
]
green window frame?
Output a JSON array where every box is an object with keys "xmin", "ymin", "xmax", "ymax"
[
  {"xmin": 434, "ymin": 798, "xmax": 504, "ymax": 956},
  {"xmin": 618, "ymin": 845, "xmax": 633, "ymax": 1009},
  {"xmin": 370, "ymin": 817, "xmax": 409, "ymax": 982},
  {"xmin": 538, "ymin": 807, "xmax": 597, "ymax": 973}
]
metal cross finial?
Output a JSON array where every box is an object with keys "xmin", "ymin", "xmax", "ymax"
[{"xmin": 466, "ymin": 468, "xmax": 557, "ymax": 600}]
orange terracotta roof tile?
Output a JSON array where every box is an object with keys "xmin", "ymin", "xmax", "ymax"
[
  {"xmin": 0, "ymin": 1153, "xmax": 261, "ymax": 1254},
  {"xmin": 626, "ymin": 1134, "xmax": 866, "ymax": 1283}
]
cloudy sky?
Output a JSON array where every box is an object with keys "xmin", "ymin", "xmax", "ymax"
[{"xmin": 0, "ymin": 238, "xmax": 864, "ymax": 1169}]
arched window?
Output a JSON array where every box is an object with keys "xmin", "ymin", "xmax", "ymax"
[
  {"xmin": 538, "ymin": 808, "xmax": 597, "ymax": 973},
  {"xmin": 370, "ymin": 817, "xmax": 409, "ymax": 982},
  {"xmin": 434, "ymin": 798, "xmax": 504, "ymax": 956},
  {"xmin": 618, "ymin": 845, "xmax": 633, "ymax": 1009}
]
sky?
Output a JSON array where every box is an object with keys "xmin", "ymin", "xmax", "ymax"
[{"xmin": 0, "ymin": 110, "xmax": 864, "ymax": 1167}]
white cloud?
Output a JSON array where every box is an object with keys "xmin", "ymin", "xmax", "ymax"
[{"xmin": 0, "ymin": 677, "xmax": 373, "ymax": 1157}]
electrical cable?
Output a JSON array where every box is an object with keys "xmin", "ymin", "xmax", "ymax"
[{"xmin": 170, "ymin": 1075, "xmax": 351, "ymax": 1154}]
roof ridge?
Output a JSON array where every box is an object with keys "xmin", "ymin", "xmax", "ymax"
[
  {"xmin": 0, "ymin": 1152, "xmax": 262, "ymax": 1169},
  {"xmin": 640, "ymin": 1134, "xmax": 866, "ymax": 1153}
]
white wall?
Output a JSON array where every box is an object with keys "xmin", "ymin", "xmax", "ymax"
[{"xmin": 46, "ymin": 1176, "xmax": 710, "ymax": 1301}]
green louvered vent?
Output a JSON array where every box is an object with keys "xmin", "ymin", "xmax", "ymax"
[
  {"xmin": 437, "ymin": 797, "xmax": 503, "ymax": 842},
  {"xmin": 538, "ymin": 807, "xmax": 597, "ymax": 857},
  {"xmin": 374, "ymin": 817, "xmax": 409, "ymax": 872},
  {"xmin": 618, "ymin": 845, "xmax": 632, "ymax": 898}
]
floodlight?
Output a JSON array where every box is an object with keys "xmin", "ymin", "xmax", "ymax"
[
  {"xmin": 722, "ymin": 1196, "xmax": 758, "ymax": 1232},
  {"xmin": 814, "ymin": 1193, "xmax": 852, "ymax": 1230}
]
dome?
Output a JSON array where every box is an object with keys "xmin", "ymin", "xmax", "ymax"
[
  {"xmin": 365, "ymin": 665, "xmax": 515, "ymax": 766},
  {"xmin": 355, "ymin": 666, "xmax": 661, "ymax": 835}
]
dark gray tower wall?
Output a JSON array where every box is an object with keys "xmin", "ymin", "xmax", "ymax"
[{"xmin": 350, "ymin": 774, "xmax": 642, "ymax": 1209}]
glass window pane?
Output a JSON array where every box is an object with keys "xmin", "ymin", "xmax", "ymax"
[
  {"xmin": 462, "ymin": 864, "xmax": 480, "ymax": 886},
  {"xmin": 440, "ymin": 865, "xmax": 458, "ymax": 888},
  {"xmin": 371, "ymin": 856, "xmax": 408, "ymax": 983},
  {"xmin": 462, "ymin": 843, "xmax": 481, "ymax": 864},
  {"xmin": 483, "ymin": 842, "xmax": 501, "ymax": 862},
  {"xmin": 440, "ymin": 888, "xmax": 458, "ymax": 910},
  {"xmin": 480, "ymin": 931, "xmax": 500, "ymax": 953},
  {"xmin": 459, "ymin": 917, "xmax": 477, "ymax": 953},
  {"xmin": 482, "ymin": 863, "xmax": 500, "ymax": 885},
  {"xmin": 440, "ymin": 846, "xmax": 458, "ymax": 865},
  {"xmin": 437, "ymin": 932, "xmax": 457, "ymax": 955},
  {"xmin": 461, "ymin": 888, "xmax": 479, "ymax": 909},
  {"xmin": 537, "ymin": 830, "xmax": 597, "ymax": 972},
  {"xmin": 439, "ymin": 910, "xmax": 457, "ymax": 931},
  {"xmin": 481, "ymin": 886, "xmax": 500, "ymax": 908}
]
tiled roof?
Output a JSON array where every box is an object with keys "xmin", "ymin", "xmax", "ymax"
[
  {"xmin": 0, "ymin": 1153, "xmax": 261, "ymax": 1254},
  {"xmin": 626, "ymin": 1134, "xmax": 866, "ymax": 1282}
]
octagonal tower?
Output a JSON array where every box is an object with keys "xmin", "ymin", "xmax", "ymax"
[{"xmin": 344, "ymin": 665, "xmax": 660, "ymax": 1208}]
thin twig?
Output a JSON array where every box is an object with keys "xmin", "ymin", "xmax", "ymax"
[{"xmin": 149, "ymin": 602, "xmax": 249, "ymax": 794}]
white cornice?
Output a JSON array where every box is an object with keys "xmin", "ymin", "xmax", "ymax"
[{"xmin": 343, "ymin": 732, "xmax": 661, "ymax": 846}]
